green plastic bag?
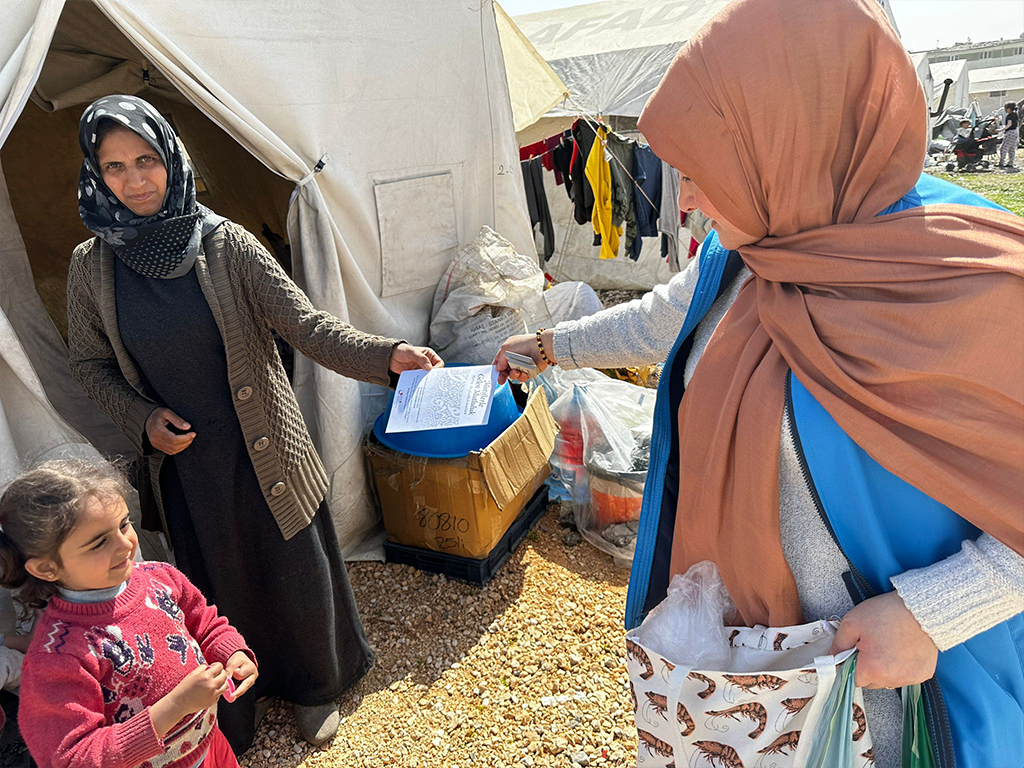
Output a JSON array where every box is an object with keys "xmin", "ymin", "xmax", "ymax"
[
  {"xmin": 902, "ymin": 683, "xmax": 938, "ymax": 768},
  {"xmin": 806, "ymin": 652, "xmax": 859, "ymax": 768}
]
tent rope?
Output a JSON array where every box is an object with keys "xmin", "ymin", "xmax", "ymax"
[{"xmin": 565, "ymin": 95, "xmax": 662, "ymax": 214}]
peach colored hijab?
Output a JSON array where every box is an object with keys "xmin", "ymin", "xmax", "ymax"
[{"xmin": 638, "ymin": 0, "xmax": 1024, "ymax": 626}]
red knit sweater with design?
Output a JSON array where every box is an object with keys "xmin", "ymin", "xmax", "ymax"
[{"xmin": 19, "ymin": 561, "xmax": 252, "ymax": 768}]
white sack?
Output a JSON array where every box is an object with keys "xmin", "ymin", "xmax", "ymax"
[
  {"xmin": 543, "ymin": 280, "xmax": 604, "ymax": 325},
  {"xmin": 430, "ymin": 226, "xmax": 551, "ymax": 366}
]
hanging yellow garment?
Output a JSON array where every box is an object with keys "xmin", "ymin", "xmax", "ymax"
[{"xmin": 585, "ymin": 125, "xmax": 621, "ymax": 259}]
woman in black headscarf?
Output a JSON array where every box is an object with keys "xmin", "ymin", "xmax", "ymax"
[{"xmin": 67, "ymin": 94, "xmax": 442, "ymax": 752}]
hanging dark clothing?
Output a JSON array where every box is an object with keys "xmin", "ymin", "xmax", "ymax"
[
  {"xmin": 114, "ymin": 258, "xmax": 373, "ymax": 754},
  {"xmin": 630, "ymin": 143, "xmax": 663, "ymax": 261},
  {"xmin": 605, "ymin": 131, "xmax": 637, "ymax": 259},
  {"xmin": 570, "ymin": 120, "xmax": 599, "ymax": 225},
  {"xmin": 521, "ymin": 156, "xmax": 556, "ymax": 260},
  {"xmin": 552, "ymin": 136, "xmax": 574, "ymax": 193},
  {"xmin": 544, "ymin": 136, "xmax": 563, "ymax": 182}
]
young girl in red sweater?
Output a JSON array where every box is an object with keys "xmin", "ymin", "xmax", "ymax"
[{"xmin": 0, "ymin": 459, "xmax": 258, "ymax": 767}]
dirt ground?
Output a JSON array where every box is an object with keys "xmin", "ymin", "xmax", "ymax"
[{"xmin": 241, "ymin": 502, "xmax": 639, "ymax": 768}]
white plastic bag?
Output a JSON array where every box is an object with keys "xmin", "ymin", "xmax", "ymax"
[
  {"xmin": 429, "ymin": 227, "xmax": 550, "ymax": 365},
  {"xmin": 543, "ymin": 281, "xmax": 604, "ymax": 325}
]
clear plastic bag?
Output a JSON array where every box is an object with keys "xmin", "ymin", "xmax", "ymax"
[
  {"xmin": 632, "ymin": 560, "xmax": 737, "ymax": 670},
  {"xmin": 548, "ymin": 378, "xmax": 655, "ymax": 561}
]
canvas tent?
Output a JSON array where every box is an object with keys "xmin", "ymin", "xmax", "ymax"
[
  {"xmin": 969, "ymin": 63, "xmax": 1024, "ymax": 114},
  {"xmin": 511, "ymin": 0, "xmax": 732, "ymax": 290},
  {"xmin": 514, "ymin": 0, "xmax": 731, "ymax": 137},
  {"xmin": 510, "ymin": 0, "xmax": 903, "ymax": 290},
  {"xmin": 930, "ymin": 59, "xmax": 970, "ymax": 112},
  {"xmin": 515, "ymin": 0, "xmax": 901, "ymax": 137},
  {"xmin": 494, "ymin": 3, "xmax": 570, "ymax": 145},
  {"xmin": 910, "ymin": 51, "xmax": 933, "ymax": 103},
  {"xmin": 0, "ymin": 0, "xmax": 535, "ymax": 556}
]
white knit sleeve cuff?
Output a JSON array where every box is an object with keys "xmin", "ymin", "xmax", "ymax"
[
  {"xmin": 551, "ymin": 324, "xmax": 581, "ymax": 370},
  {"xmin": 891, "ymin": 537, "xmax": 1024, "ymax": 652}
]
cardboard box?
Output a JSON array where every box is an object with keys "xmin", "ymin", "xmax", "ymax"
[{"xmin": 365, "ymin": 387, "xmax": 557, "ymax": 559}]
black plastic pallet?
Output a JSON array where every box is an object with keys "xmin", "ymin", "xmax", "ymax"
[{"xmin": 383, "ymin": 486, "xmax": 549, "ymax": 586}]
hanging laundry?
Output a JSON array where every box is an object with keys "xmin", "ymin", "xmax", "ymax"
[
  {"xmin": 552, "ymin": 135, "xmax": 573, "ymax": 191},
  {"xmin": 521, "ymin": 156, "xmax": 555, "ymax": 260},
  {"xmin": 630, "ymin": 143, "xmax": 662, "ymax": 261},
  {"xmin": 585, "ymin": 125, "xmax": 621, "ymax": 260},
  {"xmin": 570, "ymin": 119, "xmax": 599, "ymax": 225},
  {"xmin": 519, "ymin": 140, "xmax": 546, "ymax": 161},
  {"xmin": 659, "ymin": 161, "xmax": 681, "ymax": 270},
  {"xmin": 543, "ymin": 135, "xmax": 560, "ymax": 174},
  {"xmin": 687, "ymin": 208, "xmax": 713, "ymax": 244},
  {"xmin": 605, "ymin": 130, "xmax": 636, "ymax": 261}
]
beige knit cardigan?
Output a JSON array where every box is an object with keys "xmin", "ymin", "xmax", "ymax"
[{"xmin": 67, "ymin": 221, "xmax": 400, "ymax": 540}]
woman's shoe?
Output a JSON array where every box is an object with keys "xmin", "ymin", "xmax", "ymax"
[{"xmin": 293, "ymin": 702, "xmax": 340, "ymax": 746}]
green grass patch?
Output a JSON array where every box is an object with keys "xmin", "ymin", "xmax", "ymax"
[{"xmin": 932, "ymin": 171, "xmax": 1024, "ymax": 217}]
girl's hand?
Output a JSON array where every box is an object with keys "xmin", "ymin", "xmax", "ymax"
[
  {"xmin": 145, "ymin": 407, "xmax": 196, "ymax": 455},
  {"xmin": 225, "ymin": 651, "xmax": 258, "ymax": 699},
  {"xmin": 830, "ymin": 591, "xmax": 938, "ymax": 689},
  {"xmin": 389, "ymin": 344, "xmax": 444, "ymax": 374},
  {"xmin": 494, "ymin": 331, "xmax": 553, "ymax": 385},
  {"xmin": 151, "ymin": 663, "xmax": 228, "ymax": 737}
]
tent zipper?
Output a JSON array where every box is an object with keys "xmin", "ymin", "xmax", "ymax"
[{"xmin": 784, "ymin": 371, "xmax": 956, "ymax": 768}]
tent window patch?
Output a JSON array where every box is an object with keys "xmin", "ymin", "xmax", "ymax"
[{"xmin": 374, "ymin": 171, "xmax": 459, "ymax": 299}]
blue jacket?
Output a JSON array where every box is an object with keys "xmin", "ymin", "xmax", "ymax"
[{"xmin": 625, "ymin": 174, "xmax": 1023, "ymax": 768}]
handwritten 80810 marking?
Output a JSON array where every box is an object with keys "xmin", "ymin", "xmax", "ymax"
[{"xmin": 416, "ymin": 509, "xmax": 471, "ymax": 535}]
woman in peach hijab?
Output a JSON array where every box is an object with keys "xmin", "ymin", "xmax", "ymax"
[{"xmin": 496, "ymin": 0, "xmax": 1024, "ymax": 764}]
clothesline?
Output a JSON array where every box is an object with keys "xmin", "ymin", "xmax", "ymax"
[
  {"xmin": 518, "ymin": 102, "xmax": 662, "ymax": 214},
  {"xmin": 520, "ymin": 141, "xmax": 559, "ymax": 161},
  {"xmin": 564, "ymin": 96, "xmax": 661, "ymax": 215},
  {"xmin": 520, "ymin": 99, "xmax": 689, "ymax": 268}
]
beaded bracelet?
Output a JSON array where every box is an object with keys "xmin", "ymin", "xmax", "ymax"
[{"xmin": 536, "ymin": 329, "xmax": 554, "ymax": 366}]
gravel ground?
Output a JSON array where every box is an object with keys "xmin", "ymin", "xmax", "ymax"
[
  {"xmin": 595, "ymin": 289, "xmax": 646, "ymax": 308},
  {"xmin": 240, "ymin": 502, "xmax": 638, "ymax": 768}
]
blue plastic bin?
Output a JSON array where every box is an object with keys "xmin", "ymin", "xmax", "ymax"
[{"xmin": 373, "ymin": 375, "xmax": 521, "ymax": 459}]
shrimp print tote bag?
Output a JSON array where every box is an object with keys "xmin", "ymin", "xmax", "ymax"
[{"xmin": 625, "ymin": 620, "xmax": 874, "ymax": 768}]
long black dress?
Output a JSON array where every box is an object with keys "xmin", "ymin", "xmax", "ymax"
[{"xmin": 115, "ymin": 257, "xmax": 373, "ymax": 753}]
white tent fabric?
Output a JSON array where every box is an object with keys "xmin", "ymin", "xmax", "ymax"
[
  {"xmin": 1, "ymin": 159, "xmax": 134, "ymax": 458},
  {"xmin": 969, "ymin": 63, "xmax": 1024, "ymax": 94},
  {"xmin": 515, "ymin": 0, "xmax": 901, "ymax": 120},
  {"xmin": 0, "ymin": 0, "xmax": 535, "ymax": 556},
  {"xmin": 909, "ymin": 51, "xmax": 933, "ymax": 104},
  {"xmin": 495, "ymin": 3, "xmax": 570, "ymax": 143},
  {"xmin": 969, "ymin": 63, "xmax": 1024, "ymax": 114},
  {"xmin": 931, "ymin": 59, "xmax": 970, "ymax": 112},
  {"xmin": 515, "ymin": 0, "xmax": 731, "ymax": 120},
  {"xmin": 0, "ymin": 305, "xmax": 107, "ymax": 488},
  {"xmin": 512, "ymin": 0, "xmax": 900, "ymax": 289}
]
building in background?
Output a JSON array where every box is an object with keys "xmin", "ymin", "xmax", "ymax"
[{"xmin": 914, "ymin": 35, "xmax": 1023, "ymax": 115}]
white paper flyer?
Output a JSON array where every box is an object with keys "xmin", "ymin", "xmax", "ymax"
[{"xmin": 385, "ymin": 365, "xmax": 498, "ymax": 433}]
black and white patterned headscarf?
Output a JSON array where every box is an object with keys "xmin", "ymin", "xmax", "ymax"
[{"xmin": 78, "ymin": 95, "xmax": 219, "ymax": 279}]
